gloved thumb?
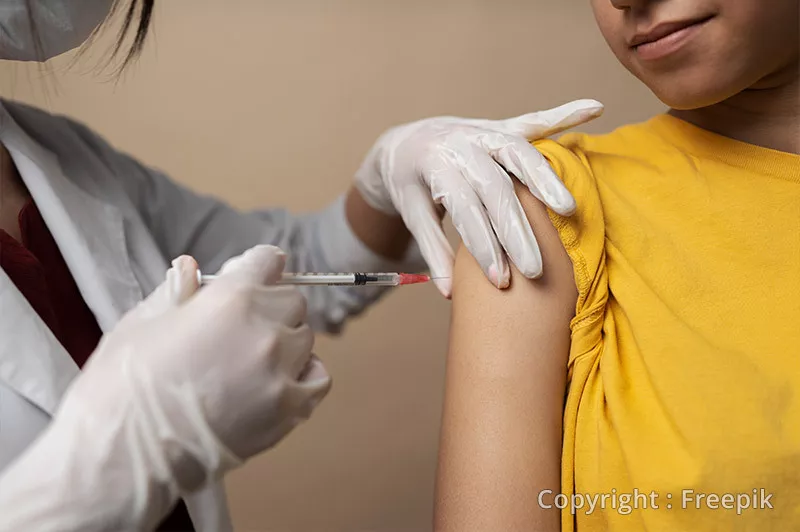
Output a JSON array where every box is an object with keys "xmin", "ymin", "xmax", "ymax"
[
  {"xmin": 493, "ymin": 99, "xmax": 604, "ymax": 140},
  {"xmin": 216, "ymin": 245, "xmax": 287, "ymax": 286}
]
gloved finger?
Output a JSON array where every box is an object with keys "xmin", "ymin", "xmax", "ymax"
[
  {"xmin": 122, "ymin": 255, "xmax": 200, "ymax": 324},
  {"xmin": 216, "ymin": 245, "xmax": 287, "ymax": 286},
  {"xmin": 297, "ymin": 355, "xmax": 330, "ymax": 385},
  {"xmin": 422, "ymin": 160, "xmax": 509, "ymax": 288},
  {"xmin": 286, "ymin": 356, "xmax": 332, "ymax": 419},
  {"xmin": 270, "ymin": 324, "xmax": 315, "ymax": 382},
  {"xmin": 454, "ymin": 140, "xmax": 543, "ymax": 280},
  {"xmin": 297, "ymin": 356, "xmax": 332, "ymax": 410},
  {"xmin": 161, "ymin": 255, "xmax": 201, "ymax": 306},
  {"xmin": 477, "ymin": 131, "xmax": 576, "ymax": 215},
  {"xmin": 398, "ymin": 185, "xmax": 455, "ymax": 298},
  {"xmin": 251, "ymin": 286, "xmax": 308, "ymax": 328},
  {"xmin": 491, "ymin": 99, "xmax": 604, "ymax": 140}
]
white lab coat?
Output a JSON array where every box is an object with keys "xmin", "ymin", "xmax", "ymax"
[{"xmin": 0, "ymin": 99, "xmax": 422, "ymax": 531}]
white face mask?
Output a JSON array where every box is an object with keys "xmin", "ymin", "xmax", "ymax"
[{"xmin": 0, "ymin": 0, "xmax": 114, "ymax": 61}]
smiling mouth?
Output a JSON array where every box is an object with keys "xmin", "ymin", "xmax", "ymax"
[
  {"xmin": 630, "ymin": 15, "xmax": 715, "ymax": 50},
  {"xmin": 629, "ymin": 15, "xmax": 714, "ymax": 61}
]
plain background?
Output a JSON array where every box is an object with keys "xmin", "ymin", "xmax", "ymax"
[{"xmin": 0, "ymin": 1, "xmax": 663, "ymax": 530}]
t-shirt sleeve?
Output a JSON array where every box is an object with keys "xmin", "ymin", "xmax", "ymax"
[{"xmin": 533, "ymin": 136, "xmax": 608, "ymax": 361}]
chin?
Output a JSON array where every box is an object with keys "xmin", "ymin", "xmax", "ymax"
[
  {"xmin": 656, "ymin": 91, "xmax": 721, "ymax": 111},
  {"xmin": 644, "ymin": 71, "xmax": 748, "ymax": 111}
]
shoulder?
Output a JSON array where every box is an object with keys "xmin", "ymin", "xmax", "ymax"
[
  {"xmin": 534, "ymin": 118, "xmax": 682, "ymax": 188},
  {"xmin": 452, "ymin": 178, "xmax": 577, "ymax": 327},
  {"xmin": 3, "ymin": 99, "xmax": 90, "ymax": 138},
  {"xmin": 1, "ymin": 98, "xmax": 158, "ymax": 202},
  {"xmin": 1, "ymin": 98, "xmax": 120, "ymax": 162},
  {"xmin": 452, "ymin": 127, "xmax": 662, "ymax": 316},
  {"xmin": 531, "ymin": 120, "xmax": 669, "ymax": 258}
]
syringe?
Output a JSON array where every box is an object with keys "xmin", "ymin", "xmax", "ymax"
[{"xmin": 197, "ymin": 271, "xmax": 431, "ymax": 287}]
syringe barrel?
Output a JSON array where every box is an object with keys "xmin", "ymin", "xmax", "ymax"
[
  {"xmin": 198, "ymin": 272, "xmax": 402, "ymax": 286},
  {"xmin": 276, "ymin": 273, "xmax": 400, "ymax": 286}
]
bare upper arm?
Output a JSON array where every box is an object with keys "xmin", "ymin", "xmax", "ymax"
[{"xmin": 434, "ymin": 181, "xmax": 577, "ymax": 531}]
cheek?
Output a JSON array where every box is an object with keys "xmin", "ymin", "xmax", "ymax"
[
  {"xmin": 600, "ymin": 20, "xmax": 754, "ymax": 109},
  {"xmin": 651, "ymin": 18, "xmax": 795, "ymax": 109},
  {"xmin": 588, "ymin": 0, "xmax": 798, "ymax": 111},
  {"xmin": 591, "ymin": 4, "xmax": 632, "ymax": 69}
]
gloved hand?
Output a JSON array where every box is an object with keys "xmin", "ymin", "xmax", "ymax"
[
  {"xmin": 0, "ymin": 245, "xmax": 330, "ymax": 532},
  {"xmin": 354, "ymin": 99, "xmax": 604, "ymax": 297},
  {"xmin": 86, "ymin": 244, "xmax": 331, "ymax": 465}
]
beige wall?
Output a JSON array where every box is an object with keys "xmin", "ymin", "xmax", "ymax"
[{"xmin": 0, "ymin": 1, "xmax": 663, "ymax": 530}]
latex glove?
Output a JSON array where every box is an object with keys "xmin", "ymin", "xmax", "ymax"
[
  {"xmin": 103, "ymin": 244, "xmax": 331, "ymax": 461},
  {"xmin": 355, "ymin": 99, "xmax": 604, "ymax": 296},
  {"xmin": 0, "ymin": 245, "xmax": 330, "ymax": 532}
]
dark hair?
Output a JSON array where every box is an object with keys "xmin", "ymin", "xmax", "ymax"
[
  {"xmin": 107, "ymin": 0, "xmax": 156, "ymax": 70},
  {"xmin": 24, "ymin": 0, "xmax": 155, "ymax": 72}
]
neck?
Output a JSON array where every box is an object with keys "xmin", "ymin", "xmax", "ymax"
[
  {"xmin": 1, "ymin": 143, "xmax": 14, "ymax": 190},
  {"xmin": 670, "ymin": 66, "xmax": 800, "ymax": 154},
  {"xmin": 0, "ymin": 144, "xmax": 10, "ymax": 170},
  {"xmin": 1, "ymin": 143, "xmax": 32, "ymax": 241},
  {"xmin": 0, "ymin": 143, "xmax": 29, "ymax": 203}
]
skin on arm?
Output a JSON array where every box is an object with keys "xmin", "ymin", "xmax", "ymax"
[
  {"xmin": 345, "ymin": 187, "xmax": 414, "ymax": 261},
  {"xmin": 434, "ymin": 181, "xmax": 577, "ymax": 531}
]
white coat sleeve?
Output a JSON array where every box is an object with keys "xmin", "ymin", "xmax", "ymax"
[
  {"xmin": 73, "ymin": 126, "xmax": 426, "ymax": 334},
  {"xmin": 0, "ymin": 396, "xmax": 180, "ymax": 532}
]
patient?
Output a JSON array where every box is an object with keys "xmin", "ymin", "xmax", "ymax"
[{"xmin": 434, "ymin": 0, "xmax": 799, "ymax": 530}]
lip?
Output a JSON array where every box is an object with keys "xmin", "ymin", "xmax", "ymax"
[{"xmin": 630, "ymin": 16, "xmax": 714, "ymax": 61}]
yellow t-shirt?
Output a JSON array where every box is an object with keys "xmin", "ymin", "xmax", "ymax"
[{"xmin": 534, "ymin": 114, "xmax": 800, "ymax": 531}]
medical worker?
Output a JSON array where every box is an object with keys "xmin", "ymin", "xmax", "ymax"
[{"xmin": 0, "ymin": 1, "xmax": 603, "ymax": 530}]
